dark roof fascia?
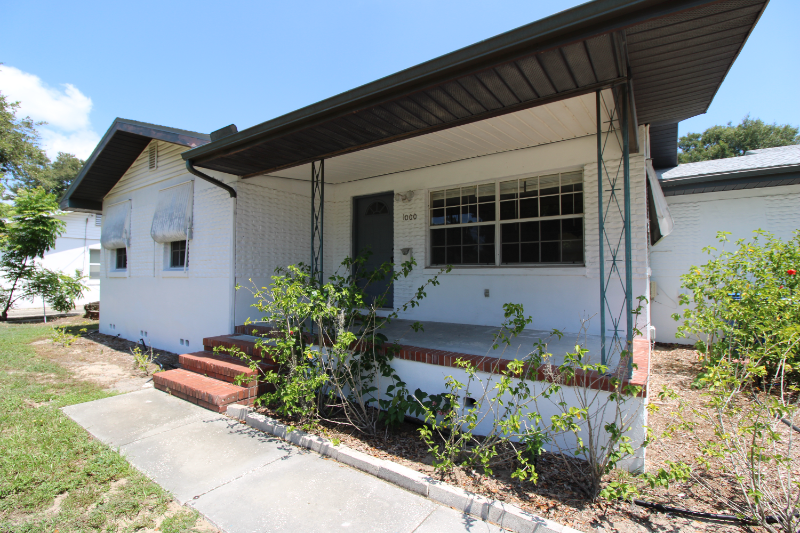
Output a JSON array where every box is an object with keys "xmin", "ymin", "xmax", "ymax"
[
  {"xmin": 60, "ymin": 119, "xmax": 210, "ymax": 212},
  {"xmin": 183, "ymin": 0, "xmax": 719, "ymax": 167},
  {"xmin": 660, "ymin": 165, "xmax": 800, "ymax": 195}
]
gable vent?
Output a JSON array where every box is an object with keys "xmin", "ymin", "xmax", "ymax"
[{"xmin": 148, "ymin": 143, "xmax": 158, "ymax": 170}]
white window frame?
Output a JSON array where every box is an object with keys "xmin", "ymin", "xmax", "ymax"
[
  {"xmin": 426, "ymin": 170, "xmax": 585, "ymax": 268},
  {"xmin": 88, "ymin": 248, "xmax": 101, "ymax": 281}
]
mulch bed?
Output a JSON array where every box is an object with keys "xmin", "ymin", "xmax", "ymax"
[{"xmin": 255, "ymin": 344, "xmax": 762, "ymax": 532}]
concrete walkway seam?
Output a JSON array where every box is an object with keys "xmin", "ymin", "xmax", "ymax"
[{"xmin": 227, "ymin": 404, "xmax": 580, "ymax": 533}]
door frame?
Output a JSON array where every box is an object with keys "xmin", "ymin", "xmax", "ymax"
[{"xmin": 351, "ymin": 191, "xmax": 395, "ymax": 307}]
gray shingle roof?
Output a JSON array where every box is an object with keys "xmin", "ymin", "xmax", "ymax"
[{"xmin": 658, "ymin": 145, "xmax": 800, "ymax": 181}]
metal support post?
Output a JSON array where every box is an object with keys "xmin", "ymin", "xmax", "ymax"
[
  {"xmin": 596, "ymin": 85, "xmax": 633, "ymax": 376},
  {"xmin": 311, "ymin": 160, "xmax": 324, "ymax": 286}
]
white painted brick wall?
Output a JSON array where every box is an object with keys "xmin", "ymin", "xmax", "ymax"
[{"xmin": 393, "ymin": 191, "xmax": 429, "ymax": 309}]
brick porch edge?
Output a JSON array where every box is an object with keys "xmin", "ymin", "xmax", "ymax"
[
  {"xmin": 233, "ymin": 325, "xmax": 650, "ymax": 397},
  {"xmin": 227, "ymin": 405, "xmax": 581, "ymax": 533}
]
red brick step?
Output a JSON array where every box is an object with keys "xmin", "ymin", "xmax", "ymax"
[
  {"xmin": 153, "ymin": 368, "xmax": 255, "ymax": 413},
  {"xmin": 179, "ymin": 351, "xmax": 258, "ymax": 386}
]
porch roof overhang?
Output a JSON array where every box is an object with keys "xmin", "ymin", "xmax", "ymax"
[
  {"xmin": 60, "ymin": 119, "xmax": 210, "ymax": 214},
  {"xmin": 182, "ymin": 0, "xmax": 768, "ymax": 178}
]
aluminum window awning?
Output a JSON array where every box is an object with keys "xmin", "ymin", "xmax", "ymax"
[
  {"xmin": 150, "ymin": 181, "xmax": 194, "ymax": 243},
  {"xmin": 100, "ymin": 200, "xmax": 131, "ymax": 249},
  {"xmin": 183, "ymin": 0, "xmax": 767, "ymax": 178}
]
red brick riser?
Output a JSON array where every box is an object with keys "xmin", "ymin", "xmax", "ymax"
[{"xmin": 226, "ymin": 327, "xmax": 650, "ymax": 398}]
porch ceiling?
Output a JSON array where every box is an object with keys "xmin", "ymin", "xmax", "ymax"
[
  {"xmin": 183, "ymin": 0, "xmax": 767, "ymax": 179},
  {"xmin": 261, "ymin": 91, "xmax": 613, "ymax": 184}
]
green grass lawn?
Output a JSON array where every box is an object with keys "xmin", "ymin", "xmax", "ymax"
[{"xmin": 0, "ymin": 321, "xmax": 202, "ymax": 532}]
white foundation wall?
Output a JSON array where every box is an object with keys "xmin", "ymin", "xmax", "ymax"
[
  {"xmin": 651, "ymin": 184, "xmax": 800, "ymax": 344},
  {"xmin": 14, "ymin": 212, "xmax": 101, "ymax": 309},
  {"xmin": 100, "ymin": 140, "xmax": 236, "ymax": 353}
]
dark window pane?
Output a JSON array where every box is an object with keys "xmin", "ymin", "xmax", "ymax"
[
  {"xmin": 462, "ymin": 245, "xmax": 478, "ymax": 264},
  {"xmin": 432, "ymin": 247, "xmax": 446, "ymax": 265},
  {"xmin": 539, "ymin": 174, "xmax": 559, "ymax": 196},
  {"xmin": 521, "ymin": 242, "xmax": 539, "ymax": 263},
  {"xmin": 574, "ymin": 192, "xmax": 583, "ymax": 214},
  {"xmin": 520, "ymin": 177, "xmax": 538, "ymax": 198},
  {"xmin": 478, "ymin": 183, "xmax": 495, "ymax": 202},
  {"xmin": 461, "ymin": 204, "xmax": 478, "ymax": 224},
  {"xmin": 502, "ymin": 243, "xmax": 519, "ymax": 263},
  {"xmin": 431, "ymin": 229, "xmax": 446, "ymax": 247},
  {"xmin": 479, "ymin": 244, "xmax": 495, "ymax": 264},
  {"xmin": 540, "ymin": 195, "xmax": 559, "ymax": 217},
  {"xmin": 501, "ymin": 223, "xmax": 519, "ymax": 244},
  {"xmin": 499, "ymin": 180, "xmax": 517, "ymax": 201},
  {"xmin": 445, "ymin": 188, "xmax": 460, "ymax": 206},
  {"xmin": 430, "ymin": 208, "xmax": 445, "ymax": 226},
  {"xmin": 479, "ymin": 225, "xmax": 495, "ymax": 244},
  {"xmin": 573, "ymin": 183, "xmax": 583, "ymax": 192},
  {"xmin": 561, "ymin": 183, "xmax": 574, "ymax": 193},
  {"xmin": 500, "ymin": 200, "xmax": 517, "ymax": 220},
  {"xmin": 562, "ymin": 218, "xmax": 583, "ymax": 240},
  {"xmin": 446, "ymin": 227, "xmax": 461, "ymax": 245},
  {"xmin": 541, "ymin": 219, "xmax": 561, "ymax": 241},
  {"xmin": 445, "ymin": 207, "xmax": 460, "ymax": 225},
  {"xmin": 562, "ymin": 240, "xmax": 583, "ymax": 263},
  {"xmin": 446, "ymin": 246, "xmax": 462, "ymax": 264},
  {"xmin": 478, "ymin": 202, "xmax": 495, "ymax": 222},
  {"xmin": 462, "ymin": 227, "xmax": 479, "ymax": 245},
  {"xmin": 461, "ymin": 186, "xmax": 477, "ymax": 204},
  {"xmin": 520, "ymin": 221, "xmax": 539, "ymax": 242},
  {"xmin": 541, "ymin": 242, "xmax": 560, "ymax": 262},
  {"xmin": 431, "ymin": 191, "xmax": 445, "ymax": 209},
  {"xmin": 519, "ymin": 198, "xmax": 538, "ymax": 218},
  {"xmin": 116, "ymin": 248, "xmax": 127, "ymax": 269},
  {"xmin": 561, "ymin": 194, "xmax": 575, "ymax": 215}
]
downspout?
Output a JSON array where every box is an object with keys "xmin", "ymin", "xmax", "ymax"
[
  {"xmin": 185, "ymin": 160, "xmax": 237, "ymax": 198},
  {"xmin": 184, "ymin": 159, "xmax": 238, "ymax": 335}
]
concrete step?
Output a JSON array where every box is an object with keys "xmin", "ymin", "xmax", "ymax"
[
  {"xmin": 153, "ymin": 368, "xmax": 255, "ymax": 413},
  {"xmin": 203, "ymin": 334, "xmax": 279, "ymax": 363}
]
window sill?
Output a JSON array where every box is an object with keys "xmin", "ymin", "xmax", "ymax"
[
  {"xmin": 107, "ymin": 270, "xmax": 128, "ymax": 278},
  {"xmin": 161, "ymin": 269, "xmax": 189, "ymax": 278},
  {"xmin": 423, "ymin": 265, "xmax": 586, "ymax": 276}
]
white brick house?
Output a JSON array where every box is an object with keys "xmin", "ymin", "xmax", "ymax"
[{"xmin": 59, "ymin": 0, "xmax": 767, "ymax": 468}]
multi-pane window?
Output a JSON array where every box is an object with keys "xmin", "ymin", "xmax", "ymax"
[
  {"xmin": 170, "ymin": 240, "xmax": 187, "ymax": 268},
  {"xmin": 429, "ymin": 171, "xmax": 584, "ymax": 266},
  {"xmin": 89, "ymin": 249, "xmax": 101, "ymax": 279},
  {"xmin": 115, "ymin": 247, "xmax": 127, "ymax": 270}
]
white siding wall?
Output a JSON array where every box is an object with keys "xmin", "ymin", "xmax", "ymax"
[
  {"xmin": 651, "ymin": 184, "xmax": 800, "ymax": 344},
  {"xmin": 235, "ymin": 128, "xmax": 651, "ymax": 339},
  {"xmin": 100, "ymin": 140, "xmax": 236, "ymax": 353}
]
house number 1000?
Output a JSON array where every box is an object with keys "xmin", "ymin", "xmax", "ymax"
[{"xmin": 403, "ymin": 214, "xmax": 417, "ymax": 221}]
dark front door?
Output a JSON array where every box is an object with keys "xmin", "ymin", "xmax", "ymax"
[{"xmin": 353, "ymin": 193, "xmax": 394, "ymax": 308}]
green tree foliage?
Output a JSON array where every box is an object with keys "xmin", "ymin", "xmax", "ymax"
[
  {"xmin": 0, "ymin": 91, "xmax": 84, "ymax": 199},
  {"xmin": 0, "ymin": 188, "xmax": 86, "ymax": 320},
  {"xmin": 678, "ymin": 115, "xmax": 799, "ymax": 164},
  {"xmin": 15, "ymin": 152, "xmax": 84, "ymax": 198},
  {"xmin": 0, "ymin": 92, "xmax": 48, "ymax": 194}
]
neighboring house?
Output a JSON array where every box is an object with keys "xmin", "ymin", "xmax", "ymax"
[
  {"xmin": 7, "ymin": 211, "xmax": 101, "ymax": 312},
  {"xmin": 59, "ymin": 0, "xmax": 767, "ymax": 469},
  {"xmin": 651, "ymin": 144, "xmax": 800, "ymax": 344}
]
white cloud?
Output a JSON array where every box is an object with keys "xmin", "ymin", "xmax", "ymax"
[{"xmin": 0, "ymin": 65, "xmax": 100, "ymax": 160}]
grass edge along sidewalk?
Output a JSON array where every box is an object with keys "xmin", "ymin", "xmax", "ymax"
[{"xmin": 0, "ymin": 321, "xmax": 204, "ymax": 533}]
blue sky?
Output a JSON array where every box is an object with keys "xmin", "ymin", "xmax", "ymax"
[{"xmin": 1, "ymin": 0, "xmax": 797, "ymax": 159}]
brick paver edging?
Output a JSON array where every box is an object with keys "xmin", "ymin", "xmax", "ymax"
[
  {"xmin": 231, "ymin": 326, "xmax": 650, "ymax": 397},
  {"xmin": 227, "ymin": 404, "xmax": 581, "ymax": 533}
]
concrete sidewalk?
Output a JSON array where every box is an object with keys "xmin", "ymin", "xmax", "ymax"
[{"xmin": 63, "ymin": 389, "xmax": 505, "ymax": 533}]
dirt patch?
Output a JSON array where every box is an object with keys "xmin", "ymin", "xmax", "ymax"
[
  {"xmin": 256, "ymin": 344, "xmax": 764, "ymax": 532},
  {"xmin": 32, "ymin": 316, "xmax": 180, "ymax": 393}
]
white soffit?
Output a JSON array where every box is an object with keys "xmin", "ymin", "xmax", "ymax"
[{"xmin": 263, "ymin": 90, "xmax": 614, "ymax": 184}]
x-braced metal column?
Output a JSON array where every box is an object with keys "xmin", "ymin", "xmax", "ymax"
[
  {"xmin": 311, "ymin": 160, "xmax": 324, "ymax": 286},
  {"xmin": 596, "ymin": 86, "xmax": 634, "ymax": 376}
]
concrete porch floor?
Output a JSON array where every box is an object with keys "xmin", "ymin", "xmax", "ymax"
[{"xmin": 376, "ymin": 320, "xmax": 605, "ymax": 368}]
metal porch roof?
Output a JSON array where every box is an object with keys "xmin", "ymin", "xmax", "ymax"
[
  {"xmin": 183, "ymin": 0, "xmax": 767, "ymax": 178},
  {"xmin": 60, "ymin": 119, "xmax": 210, "ymax": 213}
]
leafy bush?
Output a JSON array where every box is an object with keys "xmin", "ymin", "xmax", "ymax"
[
  {"xmin": 674, "ymin": 230, "xmax": 800, "ymax": 383},
  {"xmin": 227, "ymin": 254, "xmax": 448, "ymax": 435}
]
